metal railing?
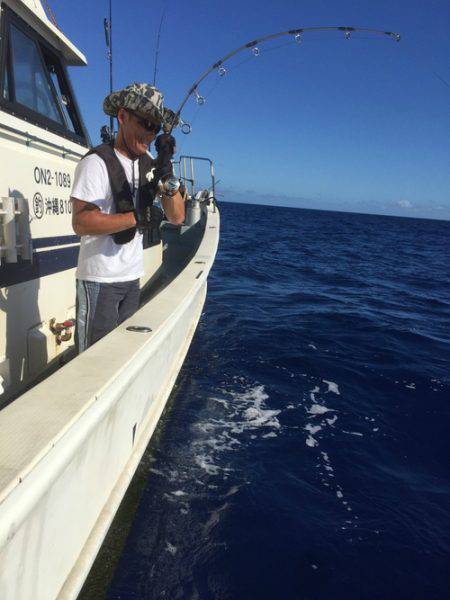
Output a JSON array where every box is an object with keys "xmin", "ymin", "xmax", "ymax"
[{"xmin": 176, "ymin": 155, "xmax": 217, "ymax": 211}]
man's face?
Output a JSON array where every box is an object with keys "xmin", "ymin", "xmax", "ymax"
[{"xmin": 118, "ymin": 108, "xmax": 161, "ymax": 155}]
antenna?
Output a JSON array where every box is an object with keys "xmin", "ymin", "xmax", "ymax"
[
  {"xmin": 43, "ymin": 0, "xmax": 59, "ymax": 29},
  {"xmin": 104, "ymin": 0, "xmax": 114, "ymax": 135}
]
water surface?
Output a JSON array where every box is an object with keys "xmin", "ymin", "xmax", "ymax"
[{"xmin": 87, "ymin": 203, "xmax": 450, "ymax": 599}]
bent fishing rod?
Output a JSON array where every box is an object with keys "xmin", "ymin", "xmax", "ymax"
[{"xmin": 169, "ymin": 25, "xmax": 401, "ymax": 134}]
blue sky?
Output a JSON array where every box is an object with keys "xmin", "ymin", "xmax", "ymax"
[{"xmin": 52, "ymin": 0, "xmax": 450, "ymax": 220}]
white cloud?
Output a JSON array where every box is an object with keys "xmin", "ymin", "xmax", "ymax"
[{"xmin": 398, "ymin": 199, "xmax": 412, "ymax": 208}]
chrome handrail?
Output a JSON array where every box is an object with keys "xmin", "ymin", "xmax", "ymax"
[{"xmin": 178, "ymin": 155, "xmax": 216, "ymax": 211}]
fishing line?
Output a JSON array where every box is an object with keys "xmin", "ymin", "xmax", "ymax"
[
  {"xmin": 255, "ymin": 40, "xmax": 295, "ymax": 54},
  {"xmin": 176, "ymin": 73, "xmax": 227, "ymax": 154},
  {"xmin": 203, "ymin": 75, "xmax": 228, "ymax": 102},
  {"xmin": 433, "ymin": 71, "xmax": 450, "ymax": 89},
  {"xmin": 181, "ymin": 35, "xmax": 348, "ymax": 127},
  {"xmin": 228, "ymin": 54, "xmax": 253, "ymax": 72}
]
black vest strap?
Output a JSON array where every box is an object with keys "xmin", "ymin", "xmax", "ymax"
[{"xmin": 84, "ymin": 143, "xmax": 157, "ymax": 245}]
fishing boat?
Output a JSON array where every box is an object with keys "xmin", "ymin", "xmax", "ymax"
[{"xmin": 0, "ymin": 1, "xmax": 219, "ymax": 598}]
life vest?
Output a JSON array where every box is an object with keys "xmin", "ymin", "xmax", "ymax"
[{"xmin": 84, "ymin": 143, "xmax": 157, "ymax": 245}]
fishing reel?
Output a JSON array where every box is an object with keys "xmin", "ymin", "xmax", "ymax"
[
  {"xmin": 100, "ymin": 125, "xmax": 113, "ymax": 143},
  {"xmin": 158, "ymin": 175, "xmax": 180, "ymax": 196}
]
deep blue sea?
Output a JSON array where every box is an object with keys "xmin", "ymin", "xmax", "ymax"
[{"xmin": 85, "ymin": 202, "xmax": 450, "ymax": 599}]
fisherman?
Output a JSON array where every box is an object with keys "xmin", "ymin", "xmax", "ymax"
[{"xmin": 71, "ymin": 83, "xmax": 185, "ymax": 352}]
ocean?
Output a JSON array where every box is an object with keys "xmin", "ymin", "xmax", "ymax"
[{"xmin": 81, "ymin": 202, "xmax": 450, "ymax": 599}]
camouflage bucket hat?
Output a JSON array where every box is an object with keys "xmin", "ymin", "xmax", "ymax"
[{"xmin": 103, "ymin": 83, "xmax": 165, "ymax": 123}]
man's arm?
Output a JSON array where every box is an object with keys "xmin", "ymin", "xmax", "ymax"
[
  {"xmin": 160, "ymin": 191, "xmax": 185, "ymax": 225},
  {"xmin": 71, "ymin": 198, "xmax": 136, "ymax": 236}
]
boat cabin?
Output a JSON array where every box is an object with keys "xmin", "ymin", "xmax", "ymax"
[{"xmin": 0, "ymin": 0, "xmax": 164, "ymax": 405}]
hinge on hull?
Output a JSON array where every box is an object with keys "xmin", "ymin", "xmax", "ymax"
[
  {"xmin": 0, "ymin": 197, "xmax": 32, "ymax": 264},
  {"xmin": 49, "ymin": 318, "xmax": 75, "ymax": 345}
]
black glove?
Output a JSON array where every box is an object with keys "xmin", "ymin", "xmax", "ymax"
[
  {"xmin": 133, "ymin": 205, "xmax": 164, "ymax": 232},
  {"xmin": 154, "ymin": 164, "xmax": 174, "ymax": 182}
]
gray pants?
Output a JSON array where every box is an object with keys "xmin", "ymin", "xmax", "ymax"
[{"xmin": 75, "ymin": 279, "xmax": 140, "ymax": 352}]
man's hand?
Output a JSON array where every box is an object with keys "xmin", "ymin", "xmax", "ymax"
[
  {"xmin": 72, "ymin": 198, "xmax": 136, "ymax": 236},
  {"xmin": 160, "ymin": 190, "xmax": 185, "ymax": 225},
  {"xmin": 134, "ymin": 205, "xmax": 164, "ymax": 232},
  {"xmin": 157, "ymin": 177, "xmax": 185, "ymax": 225}
]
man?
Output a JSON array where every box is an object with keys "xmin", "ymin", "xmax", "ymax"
[{"xmin": 71, "ymin": 83, "xmax": 185, "ymax": 352}]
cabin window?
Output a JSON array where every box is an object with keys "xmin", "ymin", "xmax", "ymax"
[
  {"xmin": 46, "ymin": 59, "xmax": 79, "ymax": 134},
  {"xmin": 2, "ymin": 42, "xmax": 12, "ymax": 102},
  {"xmin": 0, "ymin": 7, "xmax": 89, "ymax": 145},
  {"xmin": 3, "ymin": 66, "xmax": 10, "ymax": 101},
  {"xmin": 9, "ymin": 24, "xmax": 63, "ymax": 124}
]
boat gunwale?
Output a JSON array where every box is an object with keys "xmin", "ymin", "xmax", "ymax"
[{"xmin": 0, "ymin": 204, "xmax": 219, "ymax": 510}]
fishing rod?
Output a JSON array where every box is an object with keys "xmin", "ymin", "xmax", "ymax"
[
  {"xmin": 153, "ymin": 3, "xmax": 167, "ymax": 86},
  {"xmin": 169, "ymin": 25, "xmax": 401, "ymax": 134},
  {"xmin": 104, "ymin": 0, "xmax": 114, "ymax": 136}
]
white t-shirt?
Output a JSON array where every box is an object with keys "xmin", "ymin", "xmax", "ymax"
[{"xmin": 71, "ymin": 149, "xmax": 144, "ymax": 283}]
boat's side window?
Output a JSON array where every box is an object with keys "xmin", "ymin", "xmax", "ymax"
[
  {"xmin": 3, "ymin": 66, "xmax": 10, "ymax": 101},
  {"xmin": 9, "ymin": 24, "xmax": 63, "ymax": 124},
  {"xmin": 2, "ymin": 41, "xmax": 12, "ymax": 102},
  {"xmin": 0, "ymin": 8, "xmax": 88, "ymax": 145},
  {"xmin": 43, "ymin": 53, "xmax": 79, "ymax": 134}
]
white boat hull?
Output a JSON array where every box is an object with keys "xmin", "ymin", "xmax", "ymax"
[{"xmin": 0, "ymin": 205, "xmax": 219, "ymax": 599}]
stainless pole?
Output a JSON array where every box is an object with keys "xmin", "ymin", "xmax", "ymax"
[{"xmin": 190, "ymin": 158, "xmax": 194, "ymax": 196}]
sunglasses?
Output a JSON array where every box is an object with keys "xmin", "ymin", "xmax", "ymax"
[{"xmin": 127, "ymin": 110, "xmax": 161, "ymax": 134}]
